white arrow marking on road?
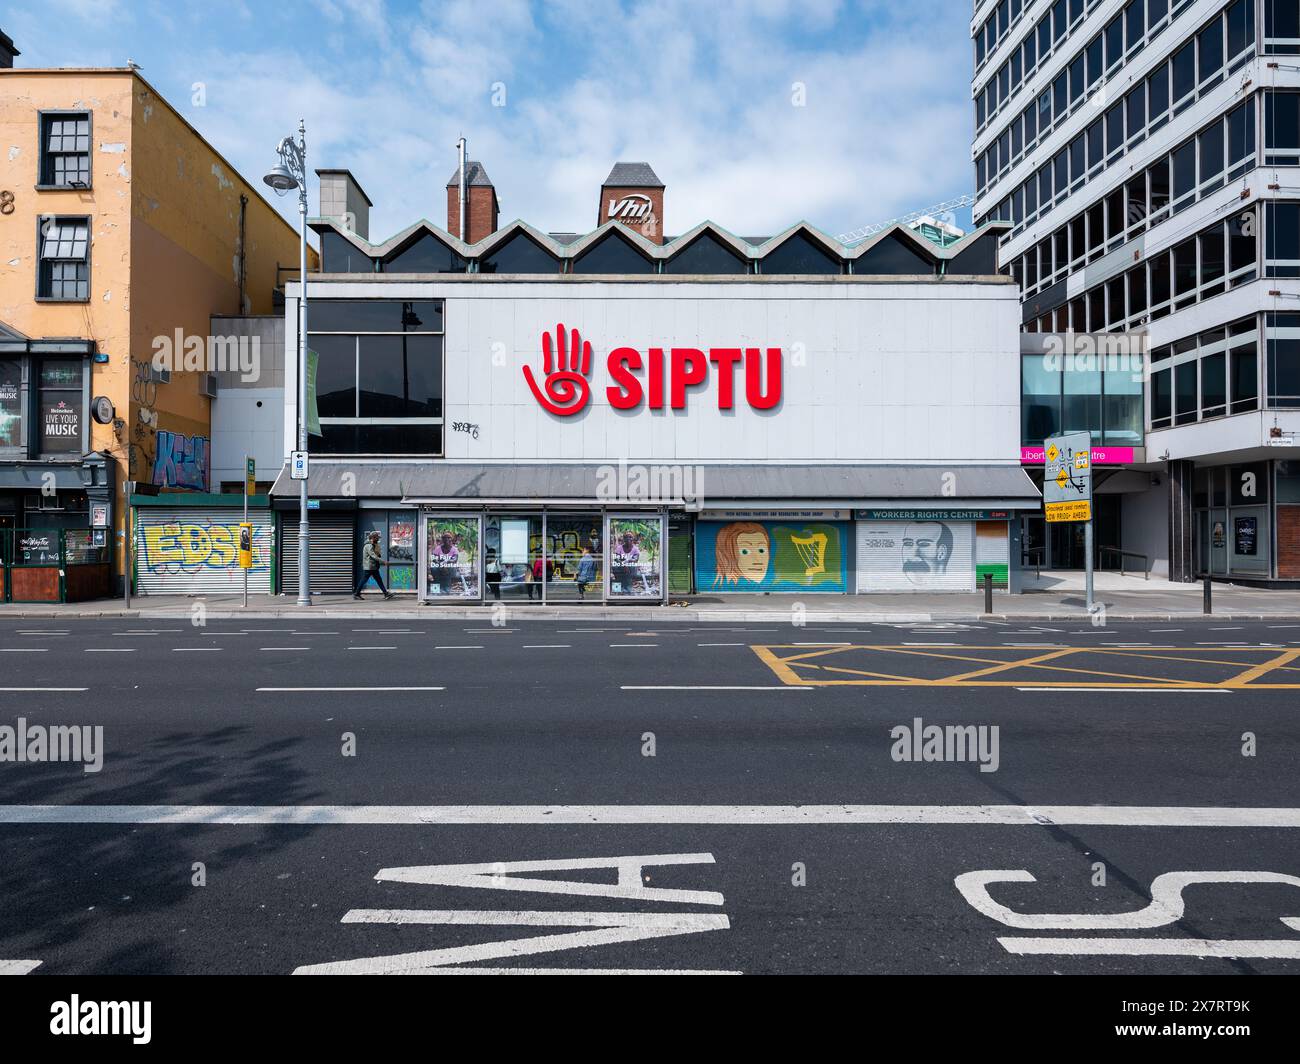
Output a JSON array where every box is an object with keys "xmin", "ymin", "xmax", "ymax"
[{"xmin": 956, "ymin": 869, "xmax": 1300, "ymax": 930}]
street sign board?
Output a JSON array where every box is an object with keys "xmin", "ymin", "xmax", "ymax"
[
  {"xmin": 290, "ymin": 451, "xmax": 309, "ymax": 480},
  {"xmin": 1043, "ymin": 430, "xmax": 1092, "ymax": 523},
  {"xmin": 245, "ymin": 456, "xmax": 256, "ymax": 497}
]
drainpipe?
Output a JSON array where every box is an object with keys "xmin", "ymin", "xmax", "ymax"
[{"xmin": 237, "ymin": 194, "xmax": 248, "ymax": 313}]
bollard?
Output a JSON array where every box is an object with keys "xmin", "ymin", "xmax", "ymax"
[
  {"xmin": 1203, "ymin": 574, "xmax": 1212, "ymax": 615},
  {"xmin": 983, "ymin": 572, "xmax": 993, "ymax": 615}
]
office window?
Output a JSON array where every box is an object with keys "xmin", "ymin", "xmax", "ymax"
[
  {"xmin": 1199, "ymin": 120, "xmax": 1224, "ymax": 190},
  {"xmin": 1149, "ymin": 158, "xmax": 1170, "ymax": 218},
  {"xmin": 1106, "ymin": 101, "xmax": 1125, "ymax": 155},
  {"xmin": 1266, "ymin": 92, "xmax": 1300, "ymax": 165},
  {"xmin": 1087, "ymin": 36, "xmax": 1103, "ymax": 85},
  {"xmin": 38, "ymin": 112, "xmax": 91, "ymax": 188},
  {"xmin": 1171, "ymin": 140, "xmax": 1196, "ymax": 210},
  {"xmin": 1173, "ymin": 238, "xmax": 1197, "ymax": 305},
  {"xmin": 1200, "ymin": 226, "xmax": 1226, "ymax": 297},
  {"xmin": 1103, "ymin": 352, "xmax": 1143, "ymax": 444},
  {"xmin": 1070, "ymin": 54, "xmax": 1085, "ymax": 104},
  {"xmin": 37, "ymin": 217, "xmax": 89, "ymax": 300},
  {"xmin": 1267, "ymin": 203, "xmax": 1300, "ymax": 277},
  {"xmin": 1022, "ymin": 354, "xmax": 1062, "ymax": 443},
  {"xmin": 1148, "ymin": 62, "xmax": 1169, "ymax": 126},
  {"xmin": 1267, "ymin": 313, "xmax": 1300, "ymax": 406},
  {"xmin": 1148, "ymin": 0, "xmax": 1168, "ymax": 30},
  {"xmin": 1127, "ymin": 175, "xmax": 1148, "ymax": 229},
  {"xmin": 1265, "ymin": 0, "xmax": 1300, "ymax": 54},
  {"xmin": 1228, "ymin": 210, "xmax": 1257, "ymax": 282},
  {"xmin": 1229, "ymin": 98, "xmax": 1258, "ymax": 173},
  {"xmin": 1201, "ymin": 350, "xmax": 1227, "ymax": 418},
  {"xmin": 1125, "ymin": 87, "xmax": 1146, "ymax": 144},
  {"xmin": 1151, "ymin": 367, "xmax": 1171, "ymax": 427},
  {"xmin": 1125, "ymin": 0, "xmax": 1145, "ymax": 56},
  {"xmin": 1231, "ymin": 340, "xmax": 1258, "ymax": 414},
  {"xmin": 1150, "ymin": 250, "xmax": 1171, "ymax": 316},
  {"xmin": 1174, "ymin": 360, "xmax": 1198, "ymax": 424},
  {"xmin": 1172, "ymin": 41, "xmax": 1195, "ymax": 104},
  {"xmin": 1226, "ymin": 0, "xmax": 1254, "ymax": 62},
  {"xmin": 1105, "ymin": 15, "xmax": 1124, "ymax": 68},
  {"xmin": 1128, "ymin": 263, "xmax": 1148, "ymax": 317},
  {"xmin": 1198, "ymin": 21, "xmax": 1224, "ymax": 85}
]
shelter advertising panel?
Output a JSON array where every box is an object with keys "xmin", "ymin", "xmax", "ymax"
[
  {"xmin": 606, "ymin": 516, "xmax": 663, "ymax": 600},
  {"xmin": 422, "ymin": 515, "xmax": 481, "ymax": 600}
]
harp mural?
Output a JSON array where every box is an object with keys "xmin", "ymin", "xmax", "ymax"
[{"xmin": 696, "ymin": 521, "xmax": 847, "ymax": 592}]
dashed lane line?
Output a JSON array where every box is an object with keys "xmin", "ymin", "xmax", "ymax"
[
  {"xmin": 523, "ymin": 644, "xmax": 571, "ymax": 649},
  {"xmin": 255, "ymin": 686, "xmax": 445, "ymax": 693},
  {"xmin": 621, "ymin": 685, "xmax": 811, "ymax": 692},
  {"xmin": 260, "ymin": 647, "xmax": 310, "ymax": 651},
  {"xmin": 0, "ymin": 648, "xmax": 47, "ymax": 653}
]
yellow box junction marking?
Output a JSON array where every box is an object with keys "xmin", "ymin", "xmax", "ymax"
[{"xmin": 750, "ymin": 645, "xmax": 1300, "ymax": 690}]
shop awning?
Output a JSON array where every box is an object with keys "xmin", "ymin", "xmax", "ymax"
[{"xmin": 269, "ymin": 462, "xmax": 1040, "ymax": 508}]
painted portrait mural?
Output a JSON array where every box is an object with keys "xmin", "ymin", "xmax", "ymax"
[{"xmin": 695, "ymin": 521, "xmax": 848, "ymax": 593}]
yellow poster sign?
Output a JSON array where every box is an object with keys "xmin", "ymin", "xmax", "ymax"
[{"xmin": 1046, "ymin": 500, "xmax": 1092, "ymax": 523}]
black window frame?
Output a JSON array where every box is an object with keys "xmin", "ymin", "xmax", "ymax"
[
  {"xmin": 35, "ymin": 214, "xmax": 91, "ymax": 302},
  {"xmin": 36, "ymin": 110, "xmax": 92, "ymax": 190}
]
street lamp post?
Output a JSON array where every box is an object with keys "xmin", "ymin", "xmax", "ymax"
[{"xmin": 264, "ymin": 120, "xmax": 311, "ymax": 607}]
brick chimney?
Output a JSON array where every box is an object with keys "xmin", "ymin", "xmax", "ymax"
[
  {"xmin": 0, "ymin": 29, "xmax": 19, "ymax": 68},
  {"xmin": 316, "ymin": 169, "xmax": 372, "ymax": 240},
  {"xmin": 445, "ymin": 160, "xmax": 499, "ymax": 244},
  {"xmin": 599, "ymin": 162, "xmax": 664, "ymax": 244}
]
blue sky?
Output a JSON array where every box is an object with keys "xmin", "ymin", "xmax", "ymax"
[{"xmin": 6, "ymin": 0, "xmax": 976, "ymax": 242}]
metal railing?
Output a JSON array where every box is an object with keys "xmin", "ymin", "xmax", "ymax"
[
  {"xmin": 1099, "ymin": 546, "xmax": 1149, "ymax": 580},
  {"xmin": 1021, "ymin": 546, "xmax": 1045, "ymax": 579}
]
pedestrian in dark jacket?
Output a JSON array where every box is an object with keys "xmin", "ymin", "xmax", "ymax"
[{"xmin": 354, "ymin": 531, "xmax": 394, "ymax": 599}]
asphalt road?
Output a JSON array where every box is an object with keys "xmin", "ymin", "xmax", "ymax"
[{"xmin": 1, "ymin": 614, "xmax": 1299, "ymax": 975}]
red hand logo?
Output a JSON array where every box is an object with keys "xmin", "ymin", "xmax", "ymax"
[{"xmin": 523, "ymin": 324, "xmax": 593, "ymax": 416}]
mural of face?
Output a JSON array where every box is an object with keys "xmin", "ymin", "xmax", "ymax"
[
  {"xmin": 902, "ymin": 521, "xmax": 952, "ymax": 584},
  {"xmin": 735, "ymin": 529, "xmax": 770, "ymax": 582}
]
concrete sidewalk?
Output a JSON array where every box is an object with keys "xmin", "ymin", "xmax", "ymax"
[{"xmin": 4, "ymin": 584, "xmax": 1300, "ymax": 621}]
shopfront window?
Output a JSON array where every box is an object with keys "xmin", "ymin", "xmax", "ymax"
[
  {"xmin": 38, "ymin": 358, "xmax": 83, "ymax": 454},
  {"xmin": 544, "ymin": 515, "xmax": 603, "ymax": 601},
  {"xmin": 485, "ymin": 515, "xmax": 544, "ymax": 602},
  {"xmin": 608, "ymin": 516, "xmax": 663, "ymax": 600},
  {"xmin": 0, "ymin": 359, "xmax": 21, "ymax": 449},
  {"xmin": 357, "ymin": 509, "xmax": 417, "ymax": 592}
]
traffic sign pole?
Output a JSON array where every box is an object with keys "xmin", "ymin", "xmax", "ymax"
[{"xmin": 1085, "ymin": 514, "xmax": 1094, "ymax": 612}]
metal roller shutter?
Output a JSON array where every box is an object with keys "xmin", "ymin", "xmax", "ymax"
[
  {"xmin": 278, "ymin": 512, "xmax": 355, "ymax": 595},
  {"xmin": 135, "ymin": 508, "xmax": 275, "ymax": 595},
  {"xmin": 855, "ymin": 519, "xmax": 975, "ymax": 593}
]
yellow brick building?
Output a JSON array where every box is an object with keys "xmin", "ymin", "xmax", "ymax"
[{"xmin": 0, "ymin": 66, "xmax": 310, "ymax": 593}]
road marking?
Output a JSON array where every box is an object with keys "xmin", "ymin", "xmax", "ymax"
[
  {"xmin": 903, "ymin": 642, "xmax": 959, "ymax": 646},
  {"xmin": 16, "ymin": 630, "xmax": 67, "ymax": 635},
  {"xmin": 698, "ymin": 643, "xmax": 744, "ymax": 647},
  {"xmin": 255, "ymin": 686, "xmax": 445, "ymax": 693},
  {"xmin": 609, "ymin": 644, "xmax": 657, "ymax": 648},
  {"xmin": 436, "ymin": 645, "xmax": 484, "ymax": 650},
  {"xmin": 792, "ymin": 642, "xmax": 850, "ymax": 647},
  {"xmin": 0, "ymin": 960, "xmax": 41, "ymax": 975},
  {"xmin": 0, "ymin": 688, "xmax": 87, "ymax": 693},
  {"xmin": 8, "ymin": 804, "xmax": 1294, "ymax": 826},
  {"xmin": 172, "ymin": 647, "xmax": 221, "ymax": 652},
  {"xmin": 1016, "ymin": 687, "xmax": 1229, "ymax": 693},
  {"xmin": 523, "ymin": 644, "xmax": 571, "ymax": 649},
  {"xmin": 1268, "ymin": 625, "xmax": 1300, "ymax": 629},
  {"xmin": 998, "ymin": 937, "xmax": 1300, "ymax": 958},
  {"xmin": 1210, "ymin": 627, "xmax": 1243, "ymax": 631},
  {"xmin": 260, "ymin": 647, "xmax": 310, "ymax": 651},
  {"xmin": 1150, "ymin": 629, "xmax": 1183, "ymax": 633},
  {"xmin": 0, "ymin": 648, "xmax": 47, "ymax": 653},
  {"xmin": 348, "ymin": 646, "xmax": 396, "ymax": 651},
  {"xmin": 352, "ymin": 629, "xmax": 416, "ymax": 634},
  {"xmin": 621, "ymin": 685, "xmax": 811, "ymax": 692},
  {"xmin": 85, "ymin": 648, "xmax": 135, "ymax": 653}
]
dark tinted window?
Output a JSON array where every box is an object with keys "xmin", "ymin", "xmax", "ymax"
[
  {"xmin": 307, "ymin": 335, "xmax": 357, "ymax": 417},
  {"xmin": 310, "ymin": 300, "xmax": 443, "ymax": 332},
  {"xmin": 320, "ymin": 231, "xmax": 375, "ymax": 274},
  {"xmin": 313, "ymin": 423, "xmax": 442, "ymax": 455},
  {"xmin": 662, "ymin": 232, "xmax": 748, "ymax": 274},
  {"xmin": 1198, "ymin": 22, "xmax": 1224, "ymax": 82},
  {"xmin": 1172, "ymin": 41, "xmax": 1195, "ymax": 100},
  {"xmin": 855, "ymin": 232, "xmax": 933, "ymax": 275},
  {"xmin": 760, "ymin": 231, "xmax": 842, "ymax": 274},
  {"xmin": 945, "ymin": 233, "xmax": 999, "ymax": 275},
  {"xmin": 358, "ymin": 335, "xmax": 442, "ymax": 417},
  {"xmin": 383, "ymin": 232, "xmax": 467, "ymax": 273},
  {"xmin": 478, "ymin": 232, "xmax": 561, "ymax": 274},
  {"xmin": 569, "ymin": 231, "xmax": 656, "ymax": 274}
]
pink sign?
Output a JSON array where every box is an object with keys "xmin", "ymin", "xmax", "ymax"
[{"xmin": 1021, "ymin": 445, "xmax": 1135, "ymax": 465}]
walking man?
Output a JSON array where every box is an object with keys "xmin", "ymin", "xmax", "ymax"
[{"xmin": 355, "ymin": 531, "xmax": 394, "ymax": 600}]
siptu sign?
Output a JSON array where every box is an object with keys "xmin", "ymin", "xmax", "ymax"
[{"xmin": 522, "ymin": 324, "xmax": 782, "ymax": 417}]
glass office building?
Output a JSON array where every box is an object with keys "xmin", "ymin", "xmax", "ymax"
[{"xmin": 974, "ymin": 0, "xmax": 1300, "ymax": 582}]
